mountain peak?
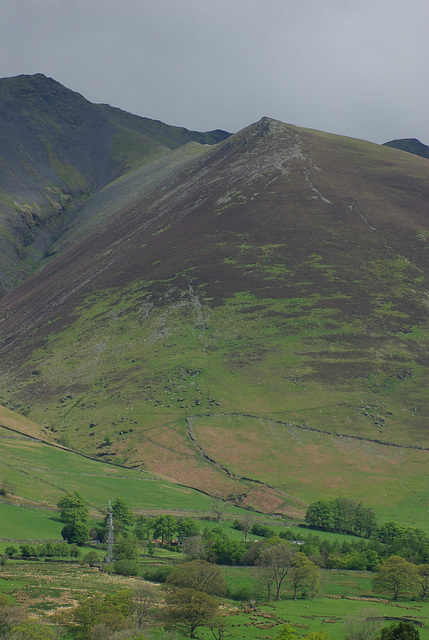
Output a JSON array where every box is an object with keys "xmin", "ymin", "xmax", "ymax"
[
  {"xmin": 0, "ymin": 73, "xmax": 231, "ymax": 294},
  {"xmin": 383, "ymin": 137, "xmax": 429, "ymax": 160}
]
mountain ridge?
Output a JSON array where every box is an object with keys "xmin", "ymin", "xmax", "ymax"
[{"xmin": 0, "ymin": 73, "xmax": 230, "ymax": 294}]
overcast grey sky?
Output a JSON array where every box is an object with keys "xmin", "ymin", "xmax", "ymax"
[{"xmin": 1, "ymin": 0, "xmax": 428, "ymax": 144}]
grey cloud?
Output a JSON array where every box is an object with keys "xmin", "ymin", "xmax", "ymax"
[{"xmin": 0, "ymin": 0, "xmax": 428, "ymax": 144}]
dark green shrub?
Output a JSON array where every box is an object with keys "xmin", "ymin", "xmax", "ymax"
[
  {"xmin": 141, "ymin": 566, "xmax": 173, "ymax": 582},
  {"xmin": 228, "ymin": 584, "xmax": 255, "ymax": 601},
  {"xmin": 251, "ymin": 523, "xmax": 273, "ymax": 538},
  {"xmin": 113, "ymin": 559, "xmax": 139, "ymax": 576}
]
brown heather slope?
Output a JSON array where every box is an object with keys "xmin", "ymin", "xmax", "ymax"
[{"xmin": 0, "ymin": 118, "xmax": 427, "ymax": 514}]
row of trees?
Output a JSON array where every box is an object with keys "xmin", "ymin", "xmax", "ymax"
[
  {"xmin": 305, "ymin": 498, "xmax": 378, "ymax": 537},
  {"xmin": 134, "ymin": 514, "xmax": 199, "ymax": 544},
  {"xmin": 377, "ymin": 521, "xmax": 429, "ymax": 564},
  {"xmin": 5, "ymin": 541, "xmax": 80, "ymax": 559},
  {"xmin": 305, "ymin": 498, "xmax": 429, "ymax": 564},
  {"xmin": 55, "ymin": 492, "xmax": 428, "ymax": 572}
]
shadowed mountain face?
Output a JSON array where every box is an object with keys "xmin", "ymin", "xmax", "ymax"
[
  {"xmin": 0, "ymin": 113, "xmax": 428, "ymax": 514},
  {"xmin": 383, "ymin": 138, "xmax": 429, "ymax": 160},
  {"xmin": 0, "ymin": 73, "xmax": 230, "ymax": 294}
]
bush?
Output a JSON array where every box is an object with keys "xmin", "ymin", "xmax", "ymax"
[
  {"xmin": 142, "ymin": 566, "xmax": 173, "ymax": 583},
  {"xmin": 251, "ymin": 523, "xmax": 274, "ymax": 538},
  {"xmin": 82, "ymin": 551, "xmax": 101, "ymax": 565},
  {"xmin": 113, "ymin": 559, "xmax": 139, "ymax": 576},
  {"xmin": 228, "ymin": 584, "xmax": 256, "ymax": 601}
]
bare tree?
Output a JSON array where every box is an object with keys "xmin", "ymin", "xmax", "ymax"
[
  {"xmin": 133, "ymin": 582, "xmax": 159, "ymax": 628},
  {"xmin": 211, "ymin": 497, "xmax": 229, "ymax": 524},
  {"xmin": 257, "ymin": 541, "xmax": 296, "ymax": 600},
  {"xmin": 182, "ymin": 536, "xmax": 207, "ymax": 560},
  {"xmin": 343, "ymin": 609, "xmax": 383, "ymax": 640},
  {"xmin": 240, "ymin": 513, "xmax": 254, "ymax": 542}
]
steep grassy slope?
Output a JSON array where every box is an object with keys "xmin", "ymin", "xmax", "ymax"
[
  {"xmin": 0, "ymin": 73, "xmax": 229, "ymax": 293},
  {"xmin": 0, "ymin": 422, "xmax": 217, "ymax": 516},
  {"xmin": 0, "ymin": 118, "xmax": 427, "ymax": 517},
  {"xmin": 38, "ymin": 141, "xmax": 210, "ymax": 264}
]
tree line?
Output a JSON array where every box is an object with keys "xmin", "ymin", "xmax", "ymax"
[
  {"xmin": 305, "ymin": 498, "xmax": 428, "ymax": 565},
  {"xmin": 305, "ymin": 497, "xmax": 377, "ymax": 537}
]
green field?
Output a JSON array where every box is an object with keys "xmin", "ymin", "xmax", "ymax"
[
  {"xmin": 0, "ymin": 503, "xmax": 62, "ymax": 540},
  {"xmin": 0, "ymin": 425, "xmax": 223, "ymax": 514}
]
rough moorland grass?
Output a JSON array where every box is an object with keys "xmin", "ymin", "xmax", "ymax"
[{"xmin": 192, "ymin": 414, "xmax": 429, "ymax": 531}]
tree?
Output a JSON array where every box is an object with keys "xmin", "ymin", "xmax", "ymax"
[
  {"xmin": 376, "ymin": 522, "xmax": 429, "ymax": 562},
  {"xmin": 134, "ymin": 515, "xmax": 157, "ymax": 541},
  {"xmin": 416, "ymin": 564, "xmax": 429, "ymax": 601},
  {"xmin": 240, "ymin": 513, "xmax": 254, "ymax": 542},
  {"xmin": 177, "ymin": 517, "xmax": 200, "ymax": 542},
  {"xmin": 305, "ymin": 500, "xmax": 334, "ymax": 531},
  {"xmin": 378, "ymin": 521, "xmax": 407, "ymax": 544},
  {"xmin": 343, "ymin": 608, "xmax": 383, "ymax": 640},
  {"xmin": 182, "ymin": 536, "xmax": 207, "ymax": 560},
  {"xmin": 133, "ymin": 582, "xmax": 158, "ymax": 629},
  {"xmin": 257, "ymin": 540, "xmax": 296, "ymax": 600},
  {"xmin": 0, "ymin": 594, "xmax": 26, "ymax": 634},
  {"xmin": 372, "ymin": 555, "xmax": 417, "ymax": 601},
  {"xmin": 57, "ymin": 491, "xmax": 89, "ymax": 524},
  {"xmin": 112, "ymin": 498, "xmax": 134, "ymax": 527},
  {"xmin": 81, "ymin": 550, "xmax": 100, "ymax": 566},
  {"xmin": 378, "ymin": 621, "xmax": 420, "ymax": 640},
  {"xmin": 289, "ymin": 553, "xmax": 320, "ymax": 599},
  {"xmin": 353, "ymin": 503, "xmax": 378, "ymax": 538},
  {"xmin": 274, "ymin": 624, "xmax": 298, "ymax": 640},
  {"xmin": 305, "ymin": 498, "xmax": 377, "ymax": 537},
  {"xmin": 114, "ymin": 559, "xmax": 139, "ymax": 576},
  {"xmin": 211, "ymin": 497, "xmax": 229, "ymax": 524},
  {"xmin": 166, "ymin": 560, "xmax": 227, "ymax": 597},
  {"xmin": 165, "ymin": 587, "xmax": 218, "ymax": 638},
  {"xmin": 153, "ymin": 515, "xmax": 177, "ymax": 544},
  {"xmin": 73, "ymin": 590, "xmax": 134, "ymax": 636},
  {"xmin": 0, "ymin": 479, "xmax": 14, "ymax": 497},
  {"xmin": 209, "ymin": 536, "xmax": 247, "ymax": 565},
  {"xmin": 273, "ymin": 625, "xmax": 332, "ymax": 640},
  {"xmin": 114, "ymin": 537, "xmax": 139, "ymax": 561},
  {"xmin": 61, "ymin": 520, "xmax": 89, "ymax": 545}
]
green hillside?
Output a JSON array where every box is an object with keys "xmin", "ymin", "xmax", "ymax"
[{"xmin": 0, "ymin": 118, "xmax": 427, "ymax": 519}]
